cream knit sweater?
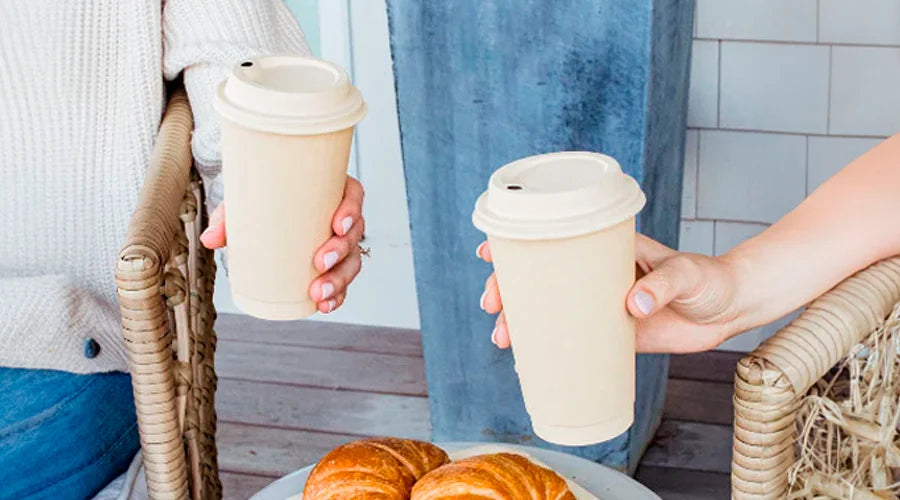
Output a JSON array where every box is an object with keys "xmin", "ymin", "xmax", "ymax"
[{"xmin": 0, "ymin": 0, "xmax": 310, "ymax": 373}]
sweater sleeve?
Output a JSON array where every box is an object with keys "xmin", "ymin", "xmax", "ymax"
[{"xmin": 161, "ymin": 0, "xmax": 311, "ymax": 209}]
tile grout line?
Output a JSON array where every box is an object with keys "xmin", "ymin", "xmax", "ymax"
[
  {"xmin": 826, "ymin": 45, "xmax": 833, "ymax": 134},
  {"xmin": 716, "ymin": 40, "xmax": 722, "ymax": 128},
  {"xmin": 805, "ymin": 136, "xmax": 811, "ymax": 196},
  {"xmin": 688, "ymin": 125, "xmax": 885, "ymax": 140},
  {"xmin": 712, "ymin": 219, "xmax": 718, "ymax": 256},
  {"xmin": 695, "ymin": 130, "xmax": 701, "ymax": 218},
  {"xmin": 692, "ymin": 37, "xmax": 899, "ymax": 49},
  {"xmin": 816, "ymin": 0, "xmax": 820, "ymax": 43}
]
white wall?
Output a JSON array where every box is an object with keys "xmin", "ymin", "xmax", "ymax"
[{"xmin": 681, "ymin": 0, "xmax": 900, "ymax": 351}]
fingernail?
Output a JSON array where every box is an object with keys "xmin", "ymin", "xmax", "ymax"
[
  {"xmin": 323, "ymin": 251, "xmax": 339, "ymax": 270},
  {"xmin": 321, "ymin": 282, "xmax": 335, "ymax": 300},
  {"xmin": 476, "ymin": 241, "xmax": 485, "ymax": 258},
  {"xmin": 490, "ymin": 328, "xmax": 498, "ymax": 346},
  {"xmin": 327, "ymin": 299, "xmax": 337, "ymax": 313},
  {"xmin": 479, "ymin": 290, "xmax": 488, "ymax": 311},
  {"xmin": 635, "ymin": 290, "xmax": 654, "ymax": 315},
  {"xmin": 341, "ymin": 216, "xmax": 353, "ymax": 236}
]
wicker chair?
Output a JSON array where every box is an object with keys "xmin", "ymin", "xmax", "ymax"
[
  {"xmin": 115, "ymin": 87, "xmax": 221, "ymax": 499},
  {"xmin": 731, "ymin": 257, "xmax": 900, "ymax": 499}
]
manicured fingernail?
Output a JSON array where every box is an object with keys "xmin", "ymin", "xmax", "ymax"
[
  {"xmin": 635, "ymin": 291, "xmax": 654, "ymax": 315},
  {"xmin": 341, "ymin": 216, "xmax": 353, "ymax": 236},
  {"xmin": 321, "ymin": 282, "xmax": 335, "ymax": 300},
  {"xmin": 476, "ymin": 241, "xmax": 485, "ymax": 258},
  {"xmin": 323, "ymin": 251, "xmax": 339, "ymax": 270},
  {"xmin": 479, "ymin": 290, "xmax": 488, "ymax": 311},
  {"xmin": 491, "ymin": 328, "xmax": 498, "ymax": 346},
  {"xmin": 327, "ymin": 299, "xmax": 337, "ymax": 313}
]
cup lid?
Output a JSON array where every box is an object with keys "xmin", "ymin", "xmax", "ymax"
[
  {"xmin": 472, "ymin": 152, "xmax": 646, "ymax": 240},
  {"xmin": 213, "ymin": 55, "xmax": 367, "ymax": 135}
]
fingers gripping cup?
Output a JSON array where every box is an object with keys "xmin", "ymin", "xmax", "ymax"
[
  {"xmin": 214, "ymin": 56, "xmax": 366, "ymax": 320},
  {"xmin": 472, "ymin": 152, "xmax": 646, "ymax": 446}
]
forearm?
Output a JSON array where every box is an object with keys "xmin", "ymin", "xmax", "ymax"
[{"xmin": 724, "ymin": 133, "xmax": 900, "ymax": 331}]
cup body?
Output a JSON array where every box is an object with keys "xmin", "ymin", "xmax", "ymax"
[
  {"xmin": 221, "ymin": 122, "xmax": 353, "ymax": 319},
  {"xmin": 488, "ymin": 218, "xmax": 637, "ymax": 445}
]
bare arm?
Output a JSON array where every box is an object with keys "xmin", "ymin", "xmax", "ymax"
[{"xmin": 725, "ymin": 133, "xmax": 900, "ymax": 332}]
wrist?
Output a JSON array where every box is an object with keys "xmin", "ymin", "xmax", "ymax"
[{"xmin": 716, "ymin": 248, "xmax": 763, "ymax": 335}]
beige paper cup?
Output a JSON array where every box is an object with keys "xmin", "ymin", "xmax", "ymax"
[
  {"xmin": 472, "ymin": 152, "xmax": 646, "ymax": 446},
  {"xmin": 214, "ymin": 56, "xmax": 366, "ymax": 320}
]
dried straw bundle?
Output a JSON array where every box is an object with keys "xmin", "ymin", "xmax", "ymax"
[{"xmin": 789, "ymin": 303, "xmax": 900, "ymax": 499}]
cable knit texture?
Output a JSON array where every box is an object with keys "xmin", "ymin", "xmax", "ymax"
[{"xmin": 0, "ymin": 0, "xmax": 310, "ymax": 373}]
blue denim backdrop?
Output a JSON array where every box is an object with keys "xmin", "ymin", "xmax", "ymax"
[
  {"xmin": 386, "ymin": 0, "xmax": 694, "ymax": 473},
  {"xmin": 0, "ymin": 368, "xmax": 139, "ymax": 499}
]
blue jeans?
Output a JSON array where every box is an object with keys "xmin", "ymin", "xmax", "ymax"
[{"xmin": 0, "ymin": 368, "xmax": 140, "ymax": 500}]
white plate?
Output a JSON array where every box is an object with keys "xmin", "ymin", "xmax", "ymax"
[{"xmin": 250, "ymin": 442, "xmax": 660, "ymax": 500}]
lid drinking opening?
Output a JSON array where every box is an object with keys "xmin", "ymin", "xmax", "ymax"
[{"xmin": 506, "ymin": 184, "xmax": 523, "ymax": 191}]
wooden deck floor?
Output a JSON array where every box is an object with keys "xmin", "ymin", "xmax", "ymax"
[{"xmin": 214, "ymin": 314, "xmax": 739, "ymax": 499}]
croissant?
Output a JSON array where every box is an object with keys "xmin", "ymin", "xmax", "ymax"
[
  {"xmin": 410, "ymin": 453, "xmax": 576, "ymax": 500},
  {"xmin": 302, "ymin": 437, "xmax": 450, "ymax": 499}
]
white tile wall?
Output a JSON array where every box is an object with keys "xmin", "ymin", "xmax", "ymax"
[
  {"xmin": 719, "ymin": 42, "xmax": 830, "ymax": 134},
  {"xmin": 819, "ymin": 0, "xmax": 900, "ymax": 46},
  {"xmin": 679, "ymin": 220, "xmax": 714, "ymax": 255},
  {"xmin": 807, "ymin": 136, "xmax": 883, "ymax": 193},
  {"xmin": 697, "ymin": 130, "xmax": 807, "ymax": 224},
  {"xmin": 683, "ymin": 0, "xmax": 894, "ymax": 351},
  {"xmin": 696, "ymin": 0, "xmax": 817, "ymax": 42},
  {"xmin": 829, "ymin": 47, "xmax": 900, "ymax": 136},
  {"xmin": 687, "ymin": 41, "xmax": 719, "ymax": 128},
  {"xmin": 682, "ymin": 2, "xmax": 895, "ymax": 351},
  {"xmin": 713, "ymin": 221, "xmax": 768, "ymax": 256},
  {"xmin": 681, "ymin": 130, "xmax": 698, "ymax": 218}
]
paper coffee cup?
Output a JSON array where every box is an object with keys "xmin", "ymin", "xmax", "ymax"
[
  {"xmin": 472, "ymin": 152, "xmax": 646, "ymax": 445},
  {"xmin": 214, "ymin": 56, "xmax": 366, "ymax": 320}
]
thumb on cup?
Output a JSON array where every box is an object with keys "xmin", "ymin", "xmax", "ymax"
[{"xmin": 627, "ymin": 255, "xmax": 700, "ymax": 318}]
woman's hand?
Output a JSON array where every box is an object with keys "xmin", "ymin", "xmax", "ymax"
[
  {"xmin": 201, "ymin": 175, "xmax": 366, "ymax": 314},
  {"xmin": 477, "ymin": 234, "xmax": 749, "ymax": 353}
]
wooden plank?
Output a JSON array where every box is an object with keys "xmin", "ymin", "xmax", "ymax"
[
  {"xmin": 216, "ymin": 340, "xmax": 427, "ymax": 396},
  {"xmin": 635, "ymin": 466, "xmax": 731, "ymax": 500},
  {"xmin": 218, "ymin": 422, "xmax": 358, "ymax": 477},
  {"xmin": 216, "ymin": 378, "xmax": 430, "ymax": 440},
  {"xmin": 669, "ymin": 351, "xmax": 743, "ymax": 383},
  {"xmin": 220, "ymin": 471, "xmax": 275, "ymax": 500},
  {"xmin": 664, "ymin": 379, "xmax": 734, "ymax": 425},
  {"xmin": 216, "ymin": 313, "xmax": 423, "ymax": 357},
  {"xmin": 640, "ymin": 420, "xmax": 733, "ymax": 474}
]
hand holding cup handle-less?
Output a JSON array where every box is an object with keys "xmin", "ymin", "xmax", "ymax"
[
  {"xmin": 213, "ymin": 56, "xmax": 366, "ymax": 321},
  {"xmin": 472, "ymin": 152, "xmax": 646, "ymax": 446}
]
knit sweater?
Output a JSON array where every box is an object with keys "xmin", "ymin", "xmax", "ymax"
[{"xmin": 0, "ymin": 0, "xmax": 310, "ymax": 373}]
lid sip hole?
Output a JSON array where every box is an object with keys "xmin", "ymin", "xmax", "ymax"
[
  {"xmin": 506, "ymin": 184, "xmax": 523, "ymax": 191},
  {"xmin": 240, "ymin": 61, "xmax": 253, "ymax": 67}
]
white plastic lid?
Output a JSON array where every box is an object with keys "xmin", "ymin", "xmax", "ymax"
[
  {"xmin": 472, "ymin": 152, "xmax": 646, "ymax": 240},
  {"xmin": 213, "ymin": 55, "xmax": 366, "ymax": 135}
]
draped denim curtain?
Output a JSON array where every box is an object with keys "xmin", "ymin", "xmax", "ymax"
[{"xmin": 387, "ymin": 0, "xmax": 694, "ymax": 472}]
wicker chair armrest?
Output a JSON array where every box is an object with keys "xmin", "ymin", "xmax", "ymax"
[
  {"xmin": 119, "ymin": 89, "xmax": 194, "ymax": 268},
  {"xmin": 732, "ymin": 257, "xmax": 900, "ymax": 499},
  {"xmin": 116, "ymin": 88, "xmax": 195, "ymax": 500}
]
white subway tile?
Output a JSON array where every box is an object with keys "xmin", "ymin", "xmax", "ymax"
[
  {"xmin": 713, "ymin": 221, "xmax": 768, "ymax": 256},
  {"xmin": 720, "ymin": 42, "xmax": 829, "ymax": 134},
  {"xmin": 682, "ymin": 130, "xmax": 699, "ymax": 218},
  {"xmin": 696, "ymin": 0, "xmax": 817, "ymax": 42},
  {"xmin": 679, "ymin": 220, "xmax": 714, "ymax": 255},
  {"xmin": 819, "ymin": 0, "xmax": 900, "ymax": 46},
  {"xmin": 829, "ymin": 47, "xmax": 900, "ymax": 137},
  {"xmin": 688, "ymin": 41, "xmax": 719, "ymax": 128},
  {"xmin": 697, "ymin": 130, "xmax": 807, "ymax": 224},
  {"xmin": 807, "ymin": 136, "xmax": 884, "ymax": 193}
]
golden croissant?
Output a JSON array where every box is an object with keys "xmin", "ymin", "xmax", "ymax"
[
  {"xmin": 411, "ymin": 452, "xmax": 576, "ymax": 499},
  {"xmin": 302, "ymin": 437, "xmax": 450, "ymax": 499}
]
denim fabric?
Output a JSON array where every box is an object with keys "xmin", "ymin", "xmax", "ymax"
[
  {"xmin": 0, "ymin": 368, "xmax": 139, "ymax": 500},
  {"xmin": 387, "ymin": 0, "xmax": 694, "ymax": 472}
]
